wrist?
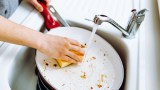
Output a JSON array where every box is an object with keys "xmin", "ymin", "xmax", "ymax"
[{"xmin": 34, "ymin": 32, "xmax": 47, "ymax": 51}]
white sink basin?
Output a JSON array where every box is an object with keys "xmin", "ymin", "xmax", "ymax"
[
  {"xmin": 8, "ymin": 48, "xmax": 38, "ymax": 90},
  {"xmin": 7, "ymin": 23, "xmax": 139, "ymax": 90}
]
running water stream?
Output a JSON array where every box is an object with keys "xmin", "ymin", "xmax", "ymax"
[
  {"xmin": 81, "ymin": 24, "xmax": 99, "ymax": 89},
  {"xmin": 83, "ymin": 24, "xmax": 99, "ymax": 61}
]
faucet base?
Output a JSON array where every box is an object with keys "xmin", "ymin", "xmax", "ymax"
[{"xmin": 123, "ymin": 34, "xmax": 135, "ymax": 39}]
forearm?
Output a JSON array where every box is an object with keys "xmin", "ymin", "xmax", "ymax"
[
  {"xmin": 0, "ymin": 15, "xmax": 43, "ymax": 49},
  {"xmin": 0, "ymin": 16, "xmax": 84, "ymax": 63}
]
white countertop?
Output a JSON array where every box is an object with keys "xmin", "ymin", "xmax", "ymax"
[{"xmin": 139, "ymin": 0, "xmax": 160, "ymax": 90}]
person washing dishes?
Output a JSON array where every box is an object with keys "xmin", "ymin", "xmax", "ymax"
[{"xmin": 0, "ymin": 0, "xmax": 84, "ymax": 63}]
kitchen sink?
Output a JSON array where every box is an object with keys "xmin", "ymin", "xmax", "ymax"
[
  {"xmin": 7, "ymin": 23, "xmax": 139, "ymax": 90},
  {"xmin": 1, "ymin": 0, "xmax": 139, "ymax": 90},
  {"xmin": 0, "ymin": 0, "xmax": 159, "ymax": 90}
]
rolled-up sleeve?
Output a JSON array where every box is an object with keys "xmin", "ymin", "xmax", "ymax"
[{"xmin": 0, "ymin": 0, "xmax": 19, "ymax": 18}]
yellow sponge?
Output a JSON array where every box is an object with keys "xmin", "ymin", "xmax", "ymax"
[
  {"xmin": 56, "ymin": 59, "xmax": 71, "ymax": 68},
  {"xmin": 57, "ymin": 51, "xmax": 83, "ymax": 68}
]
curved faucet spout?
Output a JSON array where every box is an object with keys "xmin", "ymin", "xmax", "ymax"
[
  {"xmin": 92, "ymin": 9, "xmax": 148, "ymax": 39},
  {"xmin": 94, "ymin": 15, "xmax": 129, "ymax": 36}
]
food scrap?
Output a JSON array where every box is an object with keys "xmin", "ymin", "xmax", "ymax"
[
  {"xmin": 94, "ymin": 40, "xmax": 96, "ymax": 42},
  {"xmin": 97, "ymin": 84, "xmax": 102, "ymax": 88},
  {"xmin": 43, "ymin": 60, "xmax": 48, "ymax": 71},
  {"xmin": 100, "ymin": 74, "xmax": 107, "ymax": 82},
  {"xmin": 45, "ymin": 62, "xmax": 49, "ymax": 66},
  {"xmin": 90, "ymin": 87, "xmax": 93, "ymax": 89},
  {"xmin": 92, "ymin": 57, "xmax": 96, "ymax": 59},
  {"xmin": 80, "ymin": 72, "xmax": 86, "ymax": 79},
  {"xmin": 90, "ymin": 56, "xmax": 96, "ymax": 60},
  {"xmin": 53, "ymin": 64, "xmax": 57, "ymax": 67}
]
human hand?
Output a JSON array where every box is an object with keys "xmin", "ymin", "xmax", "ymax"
[
  {"xmin": 28, "ymin": 0, "xmax": 50, "ymax": 12},
  {"xmin": 37, "ymin": 34, "xmax": 84, "ymax": 63}
]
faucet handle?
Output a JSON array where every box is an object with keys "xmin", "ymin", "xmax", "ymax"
[
  {"xmin": 136, "ymin": 9, "xmax": 148, "ymax": 24},
  {"xmin": 137, "ymin": 9, "xmax": 148, "ymax": 15}
]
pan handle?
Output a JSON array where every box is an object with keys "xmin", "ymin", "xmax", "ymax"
[{"xmin": 39, "ymin": 1, "xmax": 60, "ymax": 30}]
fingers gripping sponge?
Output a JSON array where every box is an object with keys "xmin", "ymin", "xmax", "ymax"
[{"xmin": 56, "ymin": 51, "xmax": 83, "ymax": 68}]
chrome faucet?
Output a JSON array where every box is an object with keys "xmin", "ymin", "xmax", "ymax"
[{"xmin": 92, "ymin": 9, "xmax": 148, "ymax": 39}]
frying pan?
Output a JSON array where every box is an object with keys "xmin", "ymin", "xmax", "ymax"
[{"xmin": 36, "ymin": 1, "xmax": 124, "ymax": 90}]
